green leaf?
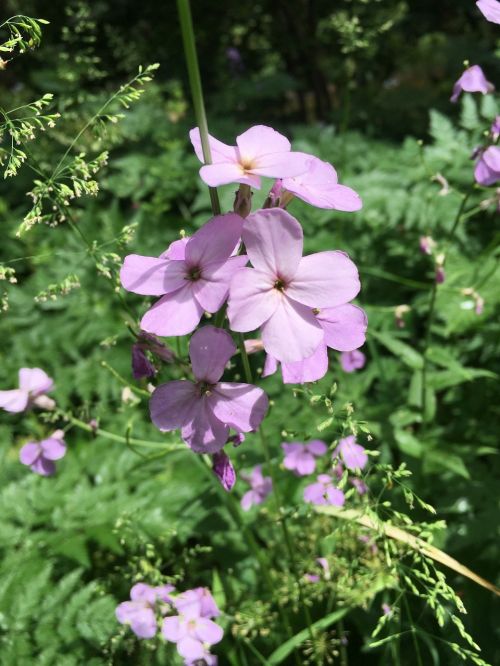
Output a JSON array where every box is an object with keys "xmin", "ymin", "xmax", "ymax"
[
  {"xmin": 267, "ymin": 608, "xmax": 351, "ymax": 664},
  {"xmin": 371, "ymin": 331, "xmax": 423, "ymax": 370},
  {"xmin": 394, "ymin": 429, "xmax": 423, "ymax": 458},
  {"xmin": 423, "ymin": 450, "xmax": 470, "ymax": 479}
]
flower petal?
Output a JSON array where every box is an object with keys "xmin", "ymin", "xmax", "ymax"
[
  {"xmin": 317, "ymin": 304, "xmax": 367, "ymax": 351},
  {"xmin": 287, "ymin": 251, "xmax": 360, "ymax": 308},
  {"xmin": 280, "ymin": 342, "xmax": 328, "ymax": 384},
  {"xmin": 185, "ymin": 213, "xmax": 244, "ymax": 269},
  {"xmin": 31, "ymin": 456, "xmax": 55, "ymax": 476},
  {"xmin": 262, "ymin": 354, "xmax": 278, "ymax": 378},
  {"xmin": 236, "ymin": 125, "xmax": 290, "ymax": 161},
  {"xmin": 194, "ymin": 618, "xmax": 224, "ymax": 645},
  {"xmin": 189, "ymin": 127, "xmax": 237, "ymax": 163},
  {"xmin": 120, "ymin": 255, "xmax": 187, "ymax": 296},
  {"xmin": 18, "ymin": 368, "xmax": 53, "ymax": 395},
  {"xmin": 161, "ymin": 237, "xmax": 189, "ymax": 260},
  {"xmin": 227, "ymin": 268, "xmax": 279, "ymax": 332},
  {"xmin": 140, "ymin": 284, "xmax": 204, "ymax": 337},
  {"xmin": 130, "ymin": 583, "xmax": 157, "ymax": 604},
  {"xmin": 40, "ymin": 437, "xmax": 66, "ymax": 461},
  {"xmin": 19, "ymin": 442, "xmax": 41, "ymax": 466},
  {"xmin": 261, "ymin": 297, "xmax": 323, "ymax": 363},
  {"xmin": 250, "ymin": 151, "xmax": 310, "ymax": 179},
  {"xmin": 189, "ymin": 326, "xmax": 236, "ymax": 383},
  {"xmin": 212, "ymin": 382, "xmax": 269, "ymax": 432},
  {"xmin": 181, "ymin": 399, "xmax": 229, "ymax": 453},
  {"xmin": 130, "ymin": 607, "xmax": 158, "ymax": 639},
  {"xmin": 162, "ymin": 616, "xmax": 182, "ymax": 642},
  {"xmin": 149, "ymin": 380, "xmax": 199, "ymax": 431},
  {"xmin": 0, "ymin": 389, "xmax": 29, "ymax": 413},
  {"xmin": 192, "ymin": 255, "xmax": 248, "ymax": 313},
  {"xmin": 177, "ymin": 636, "xmax": 205, "ymax": 660},
  {"xmin": 243, "ymin": 209, "xmax": 303, "ymax": 281},
  {"xmin": 200, "ymin": 162, "xmax": 256, "ymax": 188},
  {"xmin": 326, "ymin": 486, "xmax": 345, "ymax": 506},
  {"xmin": 307, "ymin": 440, "xmax": 328, "ymax": 456},
  {"xmin": 303, "ymin": 482, "xmax": 327, "ymax": 505}
]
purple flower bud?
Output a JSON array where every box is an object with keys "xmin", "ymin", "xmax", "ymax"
[
  {"xmin": 212, "ymin": 450, "xmax": 236, "ymax": 491},
  {"xmin": 435, "ymin": 267, "xmax": 446, "ymax": 284},
  {"xmin": 419, "ymin": 235, "xmax": 434, "ymax": 255},
  {"xmin": 491, "ymin": 115, "xmax": 500, "ymax": 140},
  {"xmin": 132, "ymin": 344, "xmax": 156, "ymax": 379}
]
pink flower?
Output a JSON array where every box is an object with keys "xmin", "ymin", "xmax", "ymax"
[
  {"xmin": 190, "ymin": 125, "xmax": 309, "ymax": 188},
  {"xmin": 450, "ymin": 65, "xmax": 494, "ymax": 103},
  {"xmin": 477, "ymin": 0, "xmax": 500, "ymax": 23},
  {"xmin": 116, "ymin": 582, "xmax": 175, "ymax": 639},
  {"xmin": 303, "ymin": 474, "xmax": 345, "ymax": 506},
  {"xmin": 305, "ymin": 557, "xmax": 330, "ymax": 583},
  {"xmin": 212, "ymin": 450, "xmax": 236, "ymax": 491},
  {"xmin": 120, "ymin": 214, "xmax": 247, "ymax": 336},
  {"xmin": 340, "ymin": 350, "xmax": 366, "ymax": 372},
  {"xmin": 150, "ymin": 326, "xmax": 268, "ymax": 453},
  {"xmin": 263, "ymin": 303, "xmax": 367, "ymax": 384},
  {"xmin": 435, "ymin": 266, "xmax": 446, "ymax": 284},
  {"xmin": 0, "ymin": 368, "xmax": 54, "ymax": 413},
  {"xmin": 419, "ymin": 236, "xmax": 435, "ymax": 255},
  {"xmin": 174, "ymin": 588, "xmax": 220, "ymax": 619},
  {"xmin": 334, "ymin": 435, "xmax": 368, "ymax": 470},
  {"xmin": 227, "ymin": 208, "xmax": 360, "ymax": 363},
  {"xmin": 240, "ymin": 465, "xmax": 273, "ymax": 510},
  {"xmin": 282, "ymin": 440, "xmax": 327, "ymax": 476},
  {"xmin": 281, "ymin": 154, "xmax": 362, "ymax": 211},
  {"xmin": 162, "ymin": 594, "xmax": 223, "ymax": 662},
  {"xmin": 19, "ymin": 431, "xmax": 66, "ymax": 476},
  {"xmin": 474, "ymin": 146, "xmax": 500, "ymax": 186}
]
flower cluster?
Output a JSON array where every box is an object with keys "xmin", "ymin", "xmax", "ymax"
[
  {"xmin": 116, "ymin": 583, "xmax": 223, "ymax": 664},
  {"xmin": 120, "ymin": 124, "xmax": 367, "ymax": 469},
  {"xmin": 19, "ymin": 429, "xmax": 67, "ymax": 476},
  {"xmin": 0, "ymin": 367, "xmax": 54, "ymax": 413}
]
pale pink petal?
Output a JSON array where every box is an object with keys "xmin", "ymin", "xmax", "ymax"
[
  {"xmin": 116, "ymin": 601, "xmax": 138, "ymax": 625},
  {"xmin": 120, "ymin": 255, "xmax": 187, "ymax": 296},
  {"xmin": 140, "ymin": 284, "xmax": 204, "ymax": 337},
  {"xmin": 149, "ymin": 380, "xmax": 199, "ymax": 431},
  {"xmin": 212, "ymin": 382, "xmax": 269, "ymax": 431},
  {"xmin": 262, "ymin": 354, "xmax": 278, "ymax": 378},
  {"xmin": 177, "ymin": 636, "xmax": 205, "ymax": 660},
  {"xmin": 191, "ymin": 255, "xmax": 248, "ymax": 313},
  {"xmin": 181, "ymin": 399, "xmax": 229, "ymax": 453},
  {"xmin": 162, "ymin": 616, "xmax": 183, "ymax": 642},
  {"xmin": 40, "ymin": 437, "xmax": 66, "ymax": 460},
  {"xmin": 241, "ymin": 489, "xmax": 257, "ymax": 510},
  {"xmin": 236, "ymin": 125, "xmax": 290, "ymax": 162},
  {"xmin": 483, "ymin": 146, "xmax": 500, "ymax": 172},
  {"xmin": 280, "ymin": 342, "xmax": 328, "ymax": 384},
  {"xmin": 477, "ymin": 0, "xmax": 500, "ymax": 24},
  {"xmin": 475, "ymin": 156, "xmax": 498, "ymax": 186},
  {"xmin": 227, "ymin": 268, "xmax": 279, "ymax": 332},
  {"xmin": 307, "ymin": 440, "xmax": 328, "ymax": 456},
  {"xmin": 19, "ymin": 442, "xmax": 41, "ymax": 466},
  {"xmin": 189, "ymin": 127, "xmax": 237, "ymax": 163},
  {"xmin": 18, "ymin": 368, "xmax": 53, "ymax": 395},
  {"xmin": 243, "ymin": 209, "xmax": 303, "ymax": 281},
  {"xmin": 130, "ymin": 607, "xmax": 157, "ymax": 639},
  {"xmin": 0, "ymin": 389, "xmax": 29, "ymax": 413},
  {"xmin": 189, "ymin": 326, "xmax": 236, "ymax": 383},
  {"xmin": 326, "ymin": 486, "xmax": 345, "ymax": 506},
  {"xmin": 321, "ymin": 185, "xmax": 362, "ymax": 211},
  {"xmin": 194, "ymin": 618, "xmax": 224, "ymax": 645},
  {"xmin": 185, "ymin": 214, "xmax": 244, "ymax": 269},
  {"xmin": 260, "ymin": 297, "xmax": 323, "ymax": 363},
  {"xmin": 200, "ymin": 162, "xmax": 257, "ymax": 188},
  {"xmin": 130, "ymin": 583, "xmax": 157, "ymax": 604},
  {"xmin": 31, "ymin": 456, "xmax": 55, "ymax": 476},
  {"xmin": 317, "ymin": 304, "xmax": 367, "ymax": 351},
  {"xmin": 250, "ymin": 151, "xmax": 310, "ymax": 179},
  {"xmin": 287, "ymin": 251, "xmax": 360, "ymax": 308},
  {"xmin": 161, "ymin": 237, "xmax": 189, "ymax": 260},
  {"xmin": 303, "ymin": 482, "xmax": 328, "ymax": 505},
  {"xmin": 294, "ymin": 451, "xmax": 316, "ymax": 475}
]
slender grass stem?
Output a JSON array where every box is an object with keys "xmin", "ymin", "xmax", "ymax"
[{"xmin": 238, "ymin": 333, "xmax": 253, "ymax": 384}]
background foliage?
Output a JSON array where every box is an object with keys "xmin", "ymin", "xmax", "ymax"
[{"xmin": 0, "ymin": 1, "xmax": 499, "ymax": 664}]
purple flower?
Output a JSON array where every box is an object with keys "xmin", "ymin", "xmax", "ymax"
[
  {"xmin": 212, "ymin": 450, "xmax": 236, "ymax": 491},
  {"xmin": 116, "ymin": 582, "xmax": 175, "ymax": 639},
  {"xmin": 240, "ymin": 465, "xmax": 273, "ymax": 510},
  {"xmin": 350, "ymin": 477, "xmax": 368, "ymax": 495},
  {"xmin": 150, "ymin": 326, "xmax": 268, "ymax": 453},
  {"xmin": 0, "ymin": 367, "xmax": 54, "ymax": 413},
  {"xmin": 491, "ymin": 116, "xmax": 500, "ymax": 140},
  {"xmin": 474, "ymin": 146, "xmax": 500, "ymax": 186},
  {"xmin": 477, "ymin": 0, "xmax": 500, "ymax": 23},
  {"xmin": 162, "ymin": 593, "xmax": 223, "ymax": 663},
  {"xmin": 435, "ymin": 266, "xmax": 446, "ymax": 284},
  {"xmin": 303, "ymin": 474, "xmax": 345, "ymax": 506},
  {"xmin": 263, "ymin": 303, "xmax": 367, "ymax": 384},
  {"xmin": 132, "ymin": 344, "xmax": 156, "ymax": 379},
  {"xmin": 227, "ymin": 208, "xmax": 361, "ymax": 364},
  {"xmin": 19, "ymin": 431, "xmax": 66, "ymax": 476},
  {"xmin": 282, "ymin": 440, "xmax": 327, "ymax": 476},
  {"xmin": 174, "ymin": 587, "xmax": 220, "ymax": 619},
  {"xmin": 282, "ymin": 154, "xmax": 362, "ymax": 211},
  {"xmin": 340, "ymin": 350, "xmax": 366, "ymax": 373},
  {"xmin": 190, "ymin": 125, "xmax": 309, "ymax": 189},
  {"xmin": 334, "ymin": 435, "xmax": 368, "ymax": 470},
  {"xmin": 450, "ymin": 65, "xmax": 494, "ymax": 103},
  {"xmin": 120, "ymin": 214, "xmax": 247, "ymax": 337},
  {"xmin": 419, "ymin": 236, "xmax": 435, "ymax": 255}
]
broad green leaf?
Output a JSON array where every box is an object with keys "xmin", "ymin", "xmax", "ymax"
[
  {"xmin": 424, "ymin": 450, "xmax": 470, "ymax": 479},
  {"xmin": 394, "ymin": 429, "xmax": 423, "ymax": 458},
  {"xmin": 371, "ymin": 331, "xmax": 423, "ymax": 370}
]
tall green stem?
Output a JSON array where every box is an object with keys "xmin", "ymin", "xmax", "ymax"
[{"xmin": 177, "ymin": 0, "xmax": 220, "ymax": 216}]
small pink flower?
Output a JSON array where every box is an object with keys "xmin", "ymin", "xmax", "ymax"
[
  {"xmin": 228, "ymin": 208, "xmax": 361, "ymax": 363},
  {"xmin": 150, "ymin": 326, "xmax": 268, "ymax": 453},
  {"xmin": 116, "ymin": 582, "xmax": 175, "ymax": 639},
  {"xmin": 435, "ymin": 266, "xmax": 446, "ymax": 284},
  {"xmin": 190, "ymin": 125, "xmax": 309, "ymax": 189},
  {"xmin": 450, "ymin": 65, "xmax": 494, "ymax": 103},
  {"xmin": 477, "ymin": 0, "xmax": 500, "ymax": 24},
  {"xmin": 241, "ymin": 465, "xmax": 273, "ymax": 510},
  {"xmin": 120, "ymin": 214, "xmax": 247, "ymax": 337},
  {"xmin": 419, "ymin": 236, "xmax": 435, "ymax": 255},
  {"xmin": 0, "ymin": 368, "xmax": 54, "ymax": 413},
  {"xmin": 282, "ymin": 440, "xmax": 327, "ymax": 476},
  {"xmin": 303, "ymin": 474, "xmax": 345, "ymax": 506},
  {"xmin": 474, "ymin": 146, "xmax": 500, "ymax": 186},
  {"xmin": 334, "ymin": 435, "xmax": 368, "ymax": 470},
  {"xmin": 19, "ymin": 431, "xmax": 66, "ymax": 476},
  {"xmin": 281, "ymin": 154, "xmax": 362, "ymax": 211},
  {"xmin": 340, "ymin": 350, "xmax": 366, "ymax": 373},
  {"xmin": 174, "ymin": 588, "xmax": 220, "ymax": 619}
]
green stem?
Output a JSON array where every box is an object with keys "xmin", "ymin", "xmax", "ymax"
[
  {"xmin": 238, "ymin": 333, "xmax": 253, "ymax": 383},
  {"xmin": 177, "ymin": 0, "xmax": 220, "ymax": 216}
]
